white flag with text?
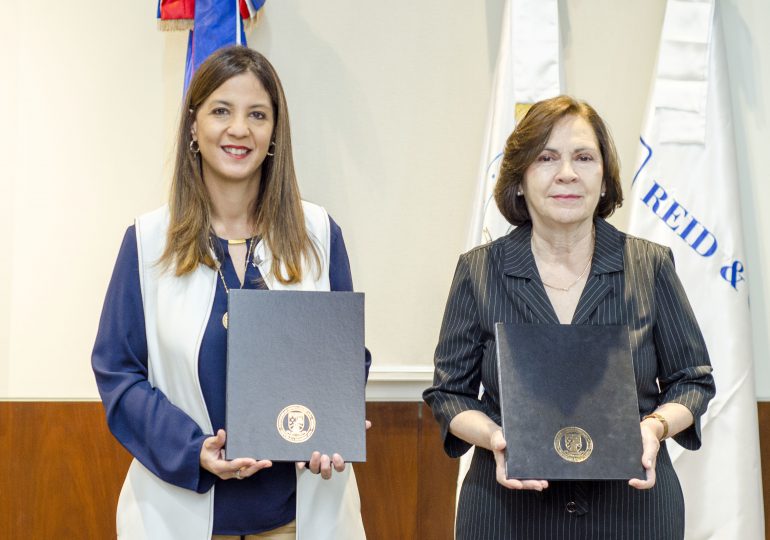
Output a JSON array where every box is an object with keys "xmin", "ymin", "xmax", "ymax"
[{"xmin": 628, "ymin": 1, "xmax": 764, "ymax": 537}]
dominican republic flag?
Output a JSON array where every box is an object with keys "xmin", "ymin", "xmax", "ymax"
[
  {"xmin": 628, "ymin": 0, "xmax": 764, "ymax": 537},
  {"xmin": 460, "ymin": 0, "xmax": 562, "ymax": 506},
  {"xmin": 157, "ymin": 0, "xmax": 267, "ymax": 90}
]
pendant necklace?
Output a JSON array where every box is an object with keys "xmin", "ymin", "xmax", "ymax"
[{"xmin": 213, "ymin": 235, "xmax": 258, "ymax": 329}]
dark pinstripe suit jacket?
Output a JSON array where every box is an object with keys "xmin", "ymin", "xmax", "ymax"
[{"xmin": 424, "ymin": 218, "xmax": 715, "ymax": 540}]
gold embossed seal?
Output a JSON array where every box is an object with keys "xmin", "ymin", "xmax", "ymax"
[
  {"xmin": 277, "ymin": 404, "xmax": 316, "ymax": 443},
  {"xmin": 554, "ymin": 427, "xmax": 593, "ymax": 463}
]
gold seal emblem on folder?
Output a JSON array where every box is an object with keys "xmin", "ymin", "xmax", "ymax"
[
  {"xmin": 277, "ymin": 404, "xmax": 316, "ymax": 443},
  {"xmin": 554, "ymin": 427, "xmax": 593, "ymax": 463}
]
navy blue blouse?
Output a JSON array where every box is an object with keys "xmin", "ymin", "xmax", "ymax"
[{"xmin": 92, "ymin": 217, "xmax": 370, "ymax": 535}]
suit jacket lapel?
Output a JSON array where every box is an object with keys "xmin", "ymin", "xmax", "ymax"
[
  {"xmin": 498, "ymin": 219, "xmax": 625, "ymax": 325},
  {"xmin": 571, "ymin": 218, "xmax": 625, "ymax": 324},
  {"xmin": 500, "ymin": 224, "xmax": 560, "ymax": 324}
]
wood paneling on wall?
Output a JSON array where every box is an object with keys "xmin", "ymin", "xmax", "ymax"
[
  {"xmin": 356, "ymin": 402, "xmax": 458, "ymax": 539},
  {"xmin": 0, "ymin": 403, "xmax": 131, "ymax": 538},
  {"xmin": 0, "ymin": 402, "xmax": 767, "ymax": 539},
  {"xmin": 760, "ymin": 402, "xmax": 770, "ymax": 540}
]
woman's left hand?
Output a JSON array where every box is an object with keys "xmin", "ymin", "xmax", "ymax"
[
  {"xmin": 295, "ymin": 419, "xmax": 371, "ymax": 480},
  {"xmin": 297, "ymin": 452, "xmax": 346, "ymax": 480},
  {"xmin": 628, "ymin": 419, "xmax": 661, "ymax": 490}
]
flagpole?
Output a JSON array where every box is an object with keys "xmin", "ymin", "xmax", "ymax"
[{"xmin": 236, "ymin": 0, "xmax": 242, "ymax": 45}]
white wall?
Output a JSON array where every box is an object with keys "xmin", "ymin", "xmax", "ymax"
[
  {"xmin": 1, "ymin": 0, "xmax": 767, "ymax": 399},
  {"xmin": 0, "ymin": 0, "xmax": 19, "ymax": 397}
]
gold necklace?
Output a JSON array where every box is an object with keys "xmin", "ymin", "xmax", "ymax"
[
  {"xmin": 532, "ymin": 229, "xmax": 595, "ymax": 292},
  {"xmin": 540, "ymin": 256, "xmax": 592, "ymax": 292},
  {"xmin": 212, "ymin": 235, "xmax": 258, "ymax": 329}
]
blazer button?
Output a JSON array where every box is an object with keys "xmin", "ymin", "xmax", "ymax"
[{"xmin": 566, "ymin": 501, "xmax": 577, "ymax": 514}]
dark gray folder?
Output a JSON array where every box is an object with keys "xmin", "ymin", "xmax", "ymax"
[
  {"xmin": 495, "ymin": 323, "xmax": 644, "ymax": 480},
  {"xmin": 226, "ymin": 290, "xmax": 366, "ymax": 462}
]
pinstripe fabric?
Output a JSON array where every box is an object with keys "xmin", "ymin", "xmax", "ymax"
[{"xmin": 423, "ymin": 219, "xmax": 715, "ymax": 540}]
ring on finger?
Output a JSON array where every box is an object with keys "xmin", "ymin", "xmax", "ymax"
[{"xmin": 235, "ymin": 469, "xmax": 242, "ymax": 480}]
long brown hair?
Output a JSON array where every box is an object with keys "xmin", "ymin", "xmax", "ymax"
[
  {"xmin": 161, "ymin": 46, "xmax": 317, "ymax": 284},
  {"xmin": 494, "ymin": 95, "xmax": 623, "ymax": 226}
]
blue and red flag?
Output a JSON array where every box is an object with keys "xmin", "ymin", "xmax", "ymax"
[{"xmin": 158, "ymin": 0, "xmax": 267, "ymax": 90}]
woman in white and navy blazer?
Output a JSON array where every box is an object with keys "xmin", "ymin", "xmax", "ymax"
[
  {"xmin": 92, "ymin": 46, "xmax": 369, "ymax": 540},
  {"xmin": 424, "ymin": 95, "xmax": 715, "ymax": 539}
]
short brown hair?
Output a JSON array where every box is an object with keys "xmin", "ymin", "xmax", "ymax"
[{"xmin": 494, "ymin": 95, "xmax": 623, "ymax": 226}]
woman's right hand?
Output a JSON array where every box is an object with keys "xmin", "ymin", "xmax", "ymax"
[
  {"xmin": 200, "ymin": 429, "xmax": 273, "ymax": 481},
  {"xmin": 490, "ymin": 429, "xmax": 549, "ymax": 491}
]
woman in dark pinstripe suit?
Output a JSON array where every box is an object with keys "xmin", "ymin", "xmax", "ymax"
[{"xmin": 423, "ymin": 96, "xmax": 715, "ymax": 539}]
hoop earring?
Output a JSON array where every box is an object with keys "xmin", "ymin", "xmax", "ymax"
[
  {"xmin": 266, "ymin": 141, "xmax": 275, "ymax": 157},
  {"xmin": 189, "ymin": 140, "xmax": 200, "ymax": 154}
]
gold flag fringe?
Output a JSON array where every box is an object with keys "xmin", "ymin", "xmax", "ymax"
[
  {"xmin": 157, "ymin": 19, "xmax": 194, "ymax": 32},
  {"xmin": 156, "ymin": 6, "xmax": 263, "ymax": 33},
  {"xmin": 515, "ymin": 103, "xmax": 533, "ymax": 123}
]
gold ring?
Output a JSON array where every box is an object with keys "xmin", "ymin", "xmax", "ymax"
[{"xmin": 235, "ymin": 469, "xmax": 242, "ymax": 480}]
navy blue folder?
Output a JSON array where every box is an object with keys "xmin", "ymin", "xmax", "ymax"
[{"xmin": 226, "ymin": 290, "xmax": 366, "ymax": 462}]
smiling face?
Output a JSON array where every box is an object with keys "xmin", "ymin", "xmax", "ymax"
[
  {"xmin": 521, "ymin": 114, "xmax": 605, "ymax": 231},
  {"xmin": 191, "ymin": 72, "xmax": 275, "ymax": 188}
]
